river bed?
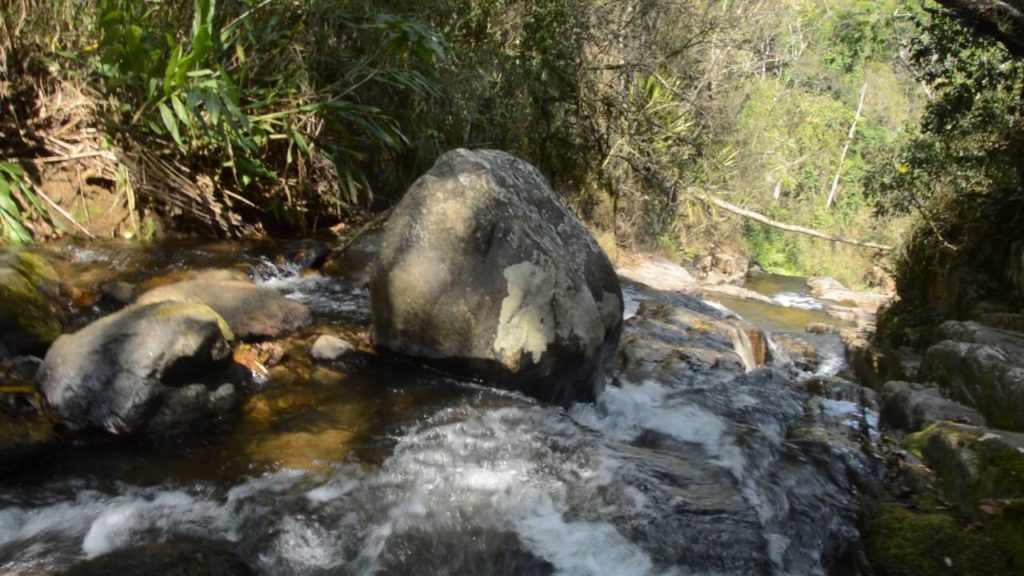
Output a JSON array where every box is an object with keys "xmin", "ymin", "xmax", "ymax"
[{"xmin": 0, "ymin": 242, "xmax": 877, "ymax": 576}]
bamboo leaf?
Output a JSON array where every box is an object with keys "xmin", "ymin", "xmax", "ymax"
[
  {"xmin": 171, "ymin": 94, "xmax": 191, "ymax": 128},
  {"xmin": 158, "ymin": 102, "xmax": 184, "ymax": 147}
]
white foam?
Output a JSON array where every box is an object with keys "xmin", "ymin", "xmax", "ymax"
[
  {"xmin": 772, "ymin": 292, "xmax": 824, "ymax": 310},
  {"xmin": 269, "ymin": 517, "xmax": 339, "ymax": 570},
  {"xmin": 306, "ymin": 477, "xmax": 358, "ymax": 503},
  {"xmin": 572, "ymin": 380, "xmax": 748, "ymax": 479},
  {"xmin": 516, "ymin": 509, "xmax": 664, "ymax": 576},
  {"xmin": 622, "ymin": 287, "xmax": 642, "ymax": 320}
]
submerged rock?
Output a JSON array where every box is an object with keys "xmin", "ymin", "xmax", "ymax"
[
  {"xmin": 311, "ymin": 334, "xmax": 355, "ymax": 361},
  {"xmin": 38, "ymin": 302, "xmax": 235, "ymax": 435},
  {"xmin": 0, "ymin": 251, "xmax": 65, "ymax": 354},
  {"xmin": 62, "ymin": 539, "xmax": 255, "ymax": 576},
  {"xmin": 370, "ymin": 149, "xmax": 623, "ymax": 405},
  {"xmin": 0, "ymin": 361, "xmax": 54, "ymax": 466},
  {"xmin": 595, "ymin": 291, "xmax": 875, "ymax": 574},
  {"xmin": 137, "ymin": 274, "xmax": 311, "ymax": 340}
]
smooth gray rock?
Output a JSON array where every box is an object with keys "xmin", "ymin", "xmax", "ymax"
[
  {"xmin": 934, "ymin": 320, "xmax": 1024, "ymax": 349},
  {"xmin": 137, "ymin": 276, "xmax": 311, "ymax": 340},
  {"xmin": 311, "ymin": 334, "xmax": 355, "ymax": 361},
  {"xmin": 369, "ymin": 149, "xmax": 623, "ymax": 405},
  {"xmin": 38, "ymin": 302, "xmax": 235, "ymax": 435},
  {"xmin": 880, "ymin": 380, "xmax": 986, "ymax": 432},
  {"xmin": 147, "ymin": 383, "xmax": 237, "ymax": 436},
  {"xmin": 920, "ymin": 339, "xmax": 1024, "ymax": 431}
]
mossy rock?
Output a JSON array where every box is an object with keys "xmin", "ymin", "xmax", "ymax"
[
  {"xmin": 0, "ymin": 251, "xmax": 64, "ymax": 353},
  {"xmin": 865, "ymin": 502, "xmax": 1013, "ymax": 576},
  {"xmin": 901, "ymin": 422, "xmax": 1024, "ymax": 569}
]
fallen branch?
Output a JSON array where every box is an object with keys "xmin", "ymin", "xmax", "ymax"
[
  {"xmin": 627, "ymin": 157, "xmax": 893, "ymax": 251},
  {"xmin": 696, "ymin": 191, "xmax": 893, "ymax": 251}
]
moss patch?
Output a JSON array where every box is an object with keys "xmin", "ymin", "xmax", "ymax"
[
  {"xmin": 147, "ymin": 301, "xmax": 235, "ymax": 342},
  {"xmin": 898, "ymin": 423, "xmax": 1024, "ymax": 572},
  {"xmin": 0, "ymin": 251, "xmax": 64, "ymax": 348},
  {"xmin": 865, "ymin": 503, "xmax": 1013, "ymax": 576}
]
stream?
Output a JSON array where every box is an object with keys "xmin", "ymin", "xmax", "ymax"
[{"xmin": 0, "ymin": 242, "xmax": 878, "ymax": 576}]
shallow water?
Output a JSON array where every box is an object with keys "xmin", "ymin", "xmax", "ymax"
[{"xmin": 0, "ymin": 245, "xmax": 874, "ymax": 575}]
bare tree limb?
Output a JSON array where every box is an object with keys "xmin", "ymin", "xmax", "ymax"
[
  {"xmin": 625, "ymin": 155, "xmax": 893, "ymax": 251},
  {"xmin": 697, "ymin": 191, "xmax": 893, "ymax": 251}
]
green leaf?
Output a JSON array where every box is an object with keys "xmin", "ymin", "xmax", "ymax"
[
  {"xmin": 0, "ymin": 184, "xmax": 23, "ymax": 218},
  {"xmin": 0, "ymin": 211, "xmax": 32, "ymax": 244},
  {"xmin": 0, "ymin": 161, "xmax": 24, "ymax": 178},
  {"xmin": 171, "ymin": 94, "xmax": 191, "ymax": 128},
  {"xmin": 158, "ymin": 102, "xmax": 184, "ymax": 147},
  {"xmin": 291, "ymin": 129, "xmax": 312, "ymax": 155}
]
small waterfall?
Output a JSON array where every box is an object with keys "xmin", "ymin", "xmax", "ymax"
[
  {"xmin": 764, "ymin": 332, "xmax": 792, "ymax": 366},
  {"xmin": 718, "ymin": 322, "xmax": 765, "ymax": 371}
]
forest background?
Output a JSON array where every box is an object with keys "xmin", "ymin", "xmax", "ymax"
[{"xmin": 1, "ymin": 0, "xmax": 1021, "ymax": 314}]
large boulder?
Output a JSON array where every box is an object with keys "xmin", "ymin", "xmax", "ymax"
[
  {"xmin": 920, "ymin": 339, "xmax": 1024, "ymax": 431},
  {"xmin": 137, "ymin": 273, "xmax": 311, "ymax": 340},
  {"xmin": 0, "ymin": 251, "xmax": 64, "ymax": 354},
  {"xmin": 369, "ymin": 149, "xmax": 623, "ymax": 404},
  {"xmin": 38, "ymin": 302, "xmax": 236, "ymax": 435}
]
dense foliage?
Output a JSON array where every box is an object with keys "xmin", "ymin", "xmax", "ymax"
[
  {"xmin": 6, "ymin": 0, "xmax": 998, "ymax": 290},
  {"xmin": 872, "ymin": 6, "xmax": 1024, "ymax": 345}
]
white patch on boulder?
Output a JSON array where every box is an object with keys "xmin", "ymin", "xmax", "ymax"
[{"xmin": 494, "ymin": 262, "xmax": 556, "ymax": 366}]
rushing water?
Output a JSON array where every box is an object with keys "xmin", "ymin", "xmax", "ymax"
[{"xmin": 0, "ymin": 243, "xmax": 877, "ymax": 576}]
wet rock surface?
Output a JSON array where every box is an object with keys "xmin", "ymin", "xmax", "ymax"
[
  {"xmin": 370, "ymin": 149, "xmax": 623, "ymax": 405},
  {"xmin": 137, "ymin": 273, "xmax": 312, "ymax": 340},
  {"xmin": 586, "ymin": 284, "xmax": 877, "ymax": 575},
  {"xmin": 61, "ymin": 539, "xmax": 255, "ymax": 576},
  {"xmin": 0, "ymin": 241, "xmax": 890, "ymax": 576},
  {"xmin": 38, "ymin": 302, "xmax": 236, "ymax": 435},
  {"xmin": 0, "ymin": 357, "xmax": 54, "ymax": 466}
]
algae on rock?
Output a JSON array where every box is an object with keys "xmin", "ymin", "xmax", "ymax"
[{"xmin": 0, "ymin": 251, "xmax": 64, "ymax": 353}]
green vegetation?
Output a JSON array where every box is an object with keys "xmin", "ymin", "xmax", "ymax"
[
  {"xmin": 865, "ymin": 502, "xmax": 1014, "ymax": 576},
  {"xmin": 2, "ymin": 0, "xmax": 1021, "ymax": 293},
  {"xmin": 872, "ymin": 4, "xmax": 1024, "ymax": 345}
]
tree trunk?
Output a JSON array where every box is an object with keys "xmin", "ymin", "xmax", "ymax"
[{"xmin": 826, "ymin": 82, "xmax": 868, "ymax": 209}]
